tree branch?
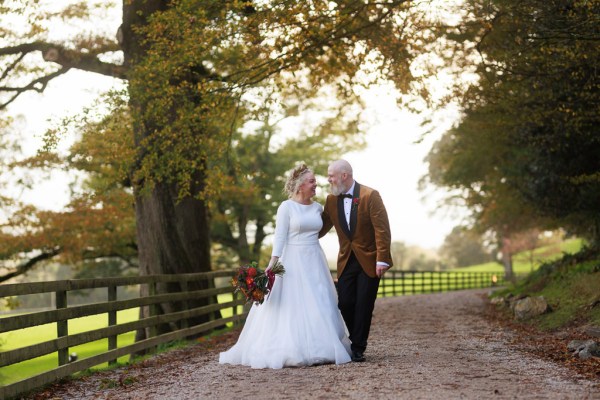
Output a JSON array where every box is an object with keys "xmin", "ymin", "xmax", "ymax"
[
  {"xmin": 0, "ymin": 247, "xmax": 61, "ymax": 284},
  {"xmin": 0, "ymin": 51, "xmax": 26, "ymax": 81},
  {"xmin": 0, "ymin": 41, "xmax": 128, "ymax": 109},
  {"xmin": 0, "ymin": 41, "xmax": 127, "ymax": 78},
  {"xmin": 0, "ymin": 67, "xmax": 70, "ymax": 109},
  {"xmin": 40, "ymin": 43, "xmax": 128, "ymax": 78}
]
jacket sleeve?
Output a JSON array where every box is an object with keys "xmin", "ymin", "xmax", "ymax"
[
  {"xmin": 318, "ymin": 197, "xmax": 334, "ymax": 238},
  {"xmin": 369, "ymin": 190, "xmax": 393, "ymax": 267}
]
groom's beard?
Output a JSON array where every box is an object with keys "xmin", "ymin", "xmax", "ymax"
[{"xmin": 330, "ymin": 182, "xmax": 344, "ymax": 196}]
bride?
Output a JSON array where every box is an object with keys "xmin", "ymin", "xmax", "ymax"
[{"xmin": 219, "ymin": 163, "xmax": 352, "ymax": 368}]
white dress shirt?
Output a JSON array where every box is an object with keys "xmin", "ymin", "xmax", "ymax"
[{"xmin": 341, "ymin": 181, "xmax": 355, "ymax": 227}]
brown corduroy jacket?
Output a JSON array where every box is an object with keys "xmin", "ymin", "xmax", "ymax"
[{"xmin": 319, "ymin": 182, "xmax": 393, "ymax": 279}]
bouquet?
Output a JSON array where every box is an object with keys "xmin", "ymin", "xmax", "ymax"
[{"xmin": 231, "ymin": 260, "xmax": 285, "ymax": 305}]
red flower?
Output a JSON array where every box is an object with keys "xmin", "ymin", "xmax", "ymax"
[{"xmin": 230, "ymin": 261, "xmax": 285, "ymax": 305}]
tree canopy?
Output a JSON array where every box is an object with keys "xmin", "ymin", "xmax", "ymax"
[
  {"xmin": 0, "ymin": 96, "xmax": 137, "ymax": 283},
  {"xmin": 423, "ymin": 0, "xmax": 600, "ymax": 261},
  {"xmin": 439, "ymin": 226, "xmax": 491, "ymax": 268},
  {"xmin": 0, "ymin": 0, "xmax": 475, "ymax": 334}
]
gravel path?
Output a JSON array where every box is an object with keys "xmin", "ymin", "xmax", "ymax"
[{"xmin": 29, "ymin": 289, "xmax": 599, "ymax": 400}]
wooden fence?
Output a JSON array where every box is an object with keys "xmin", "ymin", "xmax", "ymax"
[
  {"xmin": 377, "ymin": 270, "xmax": 504, "ymax": 297},
  {"xmin": 0, "ymin": 270, "xmax": 245, "ymax": 400},
  {"xmin": 0, "ymin": 269, "xmax": 503, "ymax": 399}
]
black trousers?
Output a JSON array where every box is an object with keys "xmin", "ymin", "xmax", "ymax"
[{"xmin": 337, "ymin": 252, "xmax": 380, "ymax": 353}]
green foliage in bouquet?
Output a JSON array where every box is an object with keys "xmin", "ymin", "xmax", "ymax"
[{"xmin": 231, "ymin": 260, "xmax": 285, "ymax": 305}]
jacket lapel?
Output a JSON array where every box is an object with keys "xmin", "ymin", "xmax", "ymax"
[{"xmin": 337, "ymin": 193, "xmax": 351, "ymax": 238}]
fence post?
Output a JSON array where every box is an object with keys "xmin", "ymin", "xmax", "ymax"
[
  {"xmin": 56, "ymin": 290, "xmax": 68, "ymax": 366},
  {"xmin": 108, "ymin": 285, "xmax": 117, "ymax": 365},
  {"xmin": 427, "ymin": 271, "xmax": 431, "ymax": 293},
  {"xmin": 149, "ymin": 281, "xmax": 158, "ymax": 340},
  {"xmin": 400, "ymin": 271, "xmax": 404, "ymax": 296},
  {"xmin": 180, "ymin": 280, "xmax": 189, "ymax": 329}
]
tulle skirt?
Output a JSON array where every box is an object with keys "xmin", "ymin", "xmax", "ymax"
[{"xmin": 219, "ymin": 242, "xmax": 352, "ymax": 368}]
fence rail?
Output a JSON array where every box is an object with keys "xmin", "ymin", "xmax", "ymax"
[
  {"xmin": 377, "ymin": 270, "xmax": 504, "ymax": 297},
  {"xmin": 0, "ymin": 269, "xmax": 503, "ymax": 399},
  {"xmin": 0, "ymin": 270, "xmax": 246, "ymax": 400}
]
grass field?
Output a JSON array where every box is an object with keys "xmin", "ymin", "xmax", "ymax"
[
  {"xmin": 453, "ymin": 238, "xmax": 583, "ymax": 274},
  {"xmin": 374, "ymin": 239, "xmax": 585, "ymax": 297},
  {"xmin": 489, "ymin": 242, "xmax": 600, "ymax": 332},
  {"xmin": 0, "ymin": 293, "xmax": 238, "ymax": 385},
  {"xmin": 0, "ymin": 308, "xmax": 138, "ymax": 385},
  {"xmin": 377, "ymin": 270, "xmax": 500, "ymax": 297}
]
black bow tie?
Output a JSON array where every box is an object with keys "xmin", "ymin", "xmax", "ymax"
[{"xmin": 339, "ymin": 194, "xmax": 352, "ymax": 199}]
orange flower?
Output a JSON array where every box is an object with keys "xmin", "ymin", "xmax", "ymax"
[{"xmin": 252, "ymin": 289, "xmax": 264, "ymax": 302}]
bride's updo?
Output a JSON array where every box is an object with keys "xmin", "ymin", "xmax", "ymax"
[{"xmin": 284, "ymin": 163, "xmax": 313, "ymax": 198}]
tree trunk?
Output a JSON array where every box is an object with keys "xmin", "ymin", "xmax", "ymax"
[
  {"xmin": 135, "ymin": 180, "xmax": 213, "ymax": 340},
  {"xmin": 501, "ymin": 251, "xmax": 515, "ymax": 282},
  {"xmin": 500, "ymin": 237, "xmax": 515, "ymax": 283},
  {"xmin": 121, "ymin": 0, "xmax": 217, "ymax": 347}
]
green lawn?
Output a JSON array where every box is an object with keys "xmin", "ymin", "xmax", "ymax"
[
  {"xmin": 453, "ymin": 238, "xmax": 584, "ymax": 274},
  {"xmin": 0, "ymin": 309, "xmax": 138, "ymax": 385},
  {"xmin": 374, "ymin": 239, "xmax": 584, "ymax": 297},
  {"xmin": 377, "ymin": 271, "xmax": 500, "ymax": 297},
  {"xmin": 492, "ymin": 245, "xmax": 600, "ymax": 331},
  {"xmin": 0, "ymin": 293, "xmax": 238, "ymax": 385}
]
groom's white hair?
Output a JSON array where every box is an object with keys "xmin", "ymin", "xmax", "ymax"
[{"xmin": 331, "ymin": 159, "xmax": 353, "ymax": 177}]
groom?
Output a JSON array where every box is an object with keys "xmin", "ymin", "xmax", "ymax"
[{"xmin": 319, "ymin": 159, "xmax": 393, "ymax": 362}]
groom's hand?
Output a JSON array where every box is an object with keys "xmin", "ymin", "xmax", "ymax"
[{"xmin": 376, "ymin": 265, "xmax": 389, "ymax": 278}]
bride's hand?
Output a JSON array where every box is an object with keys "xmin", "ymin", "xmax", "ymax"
[{"xmin": 265, "ymin": 257, "xmax": 278, "ymax": 273}]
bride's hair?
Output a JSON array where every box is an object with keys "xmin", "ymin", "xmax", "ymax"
[{"xmin": 284, "ymin": 163, "xmax": 313, "ymax": 198}]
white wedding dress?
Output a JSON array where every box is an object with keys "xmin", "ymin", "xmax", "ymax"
[{"xmin": 219, "ymin": 200, "xmax": 352, "ymax": 368}]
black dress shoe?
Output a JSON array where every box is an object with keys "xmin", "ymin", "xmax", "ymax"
[{"xmin": 351, "ymin": 350, "xmax": 365, "ymax": 362}]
